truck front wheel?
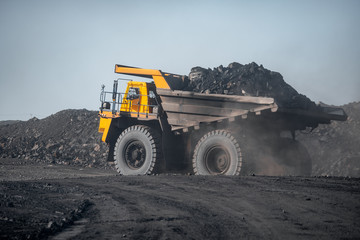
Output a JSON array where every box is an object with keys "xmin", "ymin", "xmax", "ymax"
[
  {"xmin": 192, "ymin": 130, "xmax": 242, "ymax": 175},
  {"xmin": 114, "ymin": 125, "xmax": 161, "ymax": 175}
]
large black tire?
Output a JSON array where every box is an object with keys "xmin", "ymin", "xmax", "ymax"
[
  {"xmin": 277, "ymin": 140, "xmax": 312, "ymax": 176},
  {"xmin": 114, "ymin": 125, "xmax": 162, "ymax": 175},
  {"xmin": 192, "ymin": 130, "xmax": 242, "ymax": 175}
]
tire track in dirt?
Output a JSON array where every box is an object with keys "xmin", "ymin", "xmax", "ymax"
[{"xmin": 71, "ymin": 175, "xmax": 360, "ymax": 239}]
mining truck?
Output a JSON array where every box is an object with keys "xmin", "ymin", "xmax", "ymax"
[{"xmin": 98, "ymin": 65, "xmax": 347, "ymax": 176}]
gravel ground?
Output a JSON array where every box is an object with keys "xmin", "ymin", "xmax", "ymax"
[
  {"xmin": 1, "ymin": 158, "xmax": 359, "ymax": 239},
  {"xmin": 0, "ymin": 158, "xmax": 116, "ymax": 182}
]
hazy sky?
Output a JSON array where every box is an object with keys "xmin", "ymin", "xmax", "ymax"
[{"xmin": 0, "ymin": 0, "xmax": 359, "ymax": 120}]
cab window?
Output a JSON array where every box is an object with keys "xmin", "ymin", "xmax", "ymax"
[{"xmin": 127, "ymin": 87, "xmax": 140, "ymax": 100}]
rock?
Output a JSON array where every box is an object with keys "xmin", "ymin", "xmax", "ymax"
[
  {"xmin": 31, "ymin": 144, "xmax": 39, "ymax": 151},
  {"xmin": 47, "ymin": 221, "xmax": 54, "ymax": 229},
  {"xmin": 94, "ymin": 144, "xmax": 100, "ymax": 152}
]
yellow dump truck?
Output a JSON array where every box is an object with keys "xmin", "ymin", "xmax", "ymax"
[{"xmin": 98, "ymin": 65, "xmax": 347, "ymax": 176}]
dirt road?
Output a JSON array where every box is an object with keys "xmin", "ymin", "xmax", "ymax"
[{"xmin": 0, "ymin": 159, "xmax": 359, "ymax": 239}]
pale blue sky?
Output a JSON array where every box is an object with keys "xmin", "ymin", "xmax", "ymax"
[{"xmin": 0, "ymin": 0, "xmax": 359, "ymax": 120}]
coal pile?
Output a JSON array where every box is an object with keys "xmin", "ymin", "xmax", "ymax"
[
  {"xmin": 298, "ymin": 102, "xmax": 360, "ymax": 177},
  {"xmin": 185, "ymin": 62, "xmax": 318, "ymax": 110},
  {"xmin": 0, "ymin": 109, "xmax": 110, "ymax": 168}
]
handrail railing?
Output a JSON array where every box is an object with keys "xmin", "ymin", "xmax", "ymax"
[{"xmin": 100, "ymin": 88, "xmax": 159, "ymax": 118}]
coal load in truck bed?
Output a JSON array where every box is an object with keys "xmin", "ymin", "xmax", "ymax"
[{"xmin": 184, "ymin": 62, "xmax": 317, "ymax": 110}]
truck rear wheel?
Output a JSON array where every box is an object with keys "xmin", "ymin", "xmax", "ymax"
[
  {"xmin": 114, "ymin": 125, "xmax": 161, "ymax": 175},
  {"xmin": 192, "ymin": 130, "xmax": 242, "ymax": 175}
]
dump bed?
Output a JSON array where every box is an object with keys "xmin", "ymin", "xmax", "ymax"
[
  {"xmin": 112, "ymin": 65, "xmax": 347, "ymax": 134},
  {"xmin": 157, "ymin": 89, "xmax": 347, "ymax": 133}
]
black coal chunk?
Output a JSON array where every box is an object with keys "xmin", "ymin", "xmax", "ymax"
[{"xmin": 184, "ymin": 62, "xmax": 317, "ymax": 110}]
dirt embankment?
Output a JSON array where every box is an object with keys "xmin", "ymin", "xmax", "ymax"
[
  {"xmin": 297, "ymin": 102, "xmax": 360, "ymax": 177},
  {"xmin": 0, "ymin": 109, "xmax": 111, "ymax": 169}
]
